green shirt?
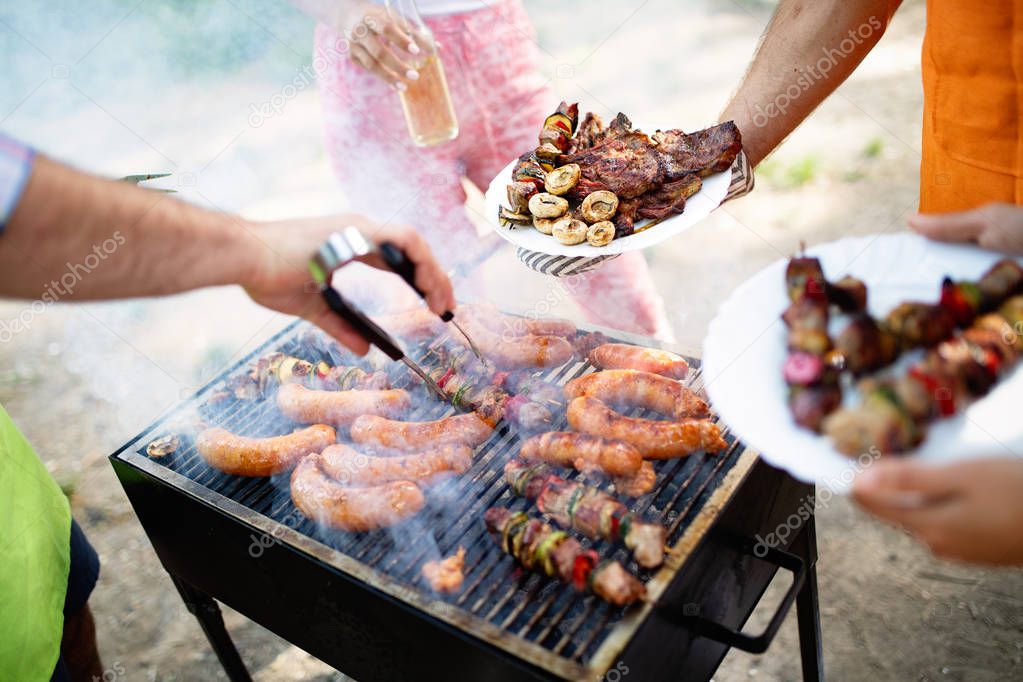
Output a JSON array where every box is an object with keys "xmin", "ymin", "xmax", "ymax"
[{"xmin": 0, "ymin": 404, "xmax": 71, "ymax": 680}]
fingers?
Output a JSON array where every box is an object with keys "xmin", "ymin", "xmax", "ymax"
[
  {"xmin": 907, "ymin": 208, "xmax": 986, "ymax": 243},
  {"xmin": 371, "ymin": 227, "xmax": 456, "ymax": 315},
  {"xmin": 350, "ymin": 43, "xmax": 407, "ymax": 90},
  {"xmin": 374, "ymin": 16, "xmax": 420, "ymax": 56},
  {"xmin": 852, "ymin": 459, "xmax": 963, "ymax": 523}
]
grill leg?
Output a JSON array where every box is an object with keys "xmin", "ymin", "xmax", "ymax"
[
  {"xmin": 793, "ymin": 514, "xmax": 824, "ymax": 682},
  {"xmin": 171, "ymin": 575, "xmax": 253, "ymax": 682}
]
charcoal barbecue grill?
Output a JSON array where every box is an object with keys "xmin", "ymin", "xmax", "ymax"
[{"xmin": 109, "ymin": 319, "xmax": 824, "ymax": 681}]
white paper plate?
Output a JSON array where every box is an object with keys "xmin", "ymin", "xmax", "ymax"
[
  {"xmin": 702, "ymin": 232, "xmax": 1023, "ymax": 492},
  {"xmin": 484, "ymin": 156, "xmax": 731, "ymax": 258}
]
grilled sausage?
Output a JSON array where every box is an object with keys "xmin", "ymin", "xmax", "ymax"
[
  {"xmin": 276, "ymin": 384, "xmax": 410, "ymax": 427},
  {"xmin": 456, "ymin": 312, "xmax": 574, "ymax": 370},
  {"xmin": 564, "ymin": 369, "xmax": 710, "ymax": 419},
  {"xmin": 290, "ymin": 454, "xmax": 424, "ymax": 532},
  {"xmin": 459, "ymin": 302, "xmax": 576, "ymax": 338},
  {"xmin": 519, "ymin": 431, "xmax": 642, "ymax": 477},
  {"xmin": 350, "ymin": 413, "xmax": 493, "ymax": 452},
  {"xmin": 613, "ymin": 460, "xmax": 657, "ymax": 497},
  {"xmin": 195, "ymin": 424, "xmax": 336, "ymax": 477},
  {"xmin": 319, "ymin": 443, "xmax": 472, "ymax": 487},
  {"xmin": 567, "ymin": 396, "xmax": 726, "ymax": 459},
  {"xmin": 588, "ymin": 343, "xmax": 690, "ymax": 379}
]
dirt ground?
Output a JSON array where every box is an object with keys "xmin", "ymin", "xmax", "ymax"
[{"xmin": 2, "ymin": 0, "xmax": 1022, "ymax": 680}]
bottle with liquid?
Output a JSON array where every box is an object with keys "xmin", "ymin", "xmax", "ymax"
[{"xmin": 385, "ymin": 0, "xmax": 459, "ymax": 146}]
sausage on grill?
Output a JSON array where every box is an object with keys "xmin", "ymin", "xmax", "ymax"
[
  {"xmin": 290, "ymin": 454, "xmax": 424, "ymax": 532},
  {"xmin": 519, "ymin": 431, "xmax": 642, "ymax": 477},
  {"xmin": 588, "ymin": 343, "xmax": 690, "ymax": 379},
  {"xmin": 195, "ymin": 424, "xmax": 336, "ymax": 477},
  {"xmin": 276, "ymin": 384, "xmax": 410, "ymax": 427},
  {"xmin": 458, "ymin": 302, "xmax": 576, "ymax": 338},
  {"xmin": 319, "ymin": 443, "xmax": 472, "ymax": 487},
  {"xmin": 567, "ymin": 396, "xmax": 726, "ymax": 459},
  {"xmin": 456, "ymin": 312, "xmax": 573, "ymax": 370},
  {"xmin": 350, "ymin": 413, "xmax": 493, "ymax": 452},
  {"xmin": 564, "ymin": 369, "xmax": 710, "ymax": 419}
]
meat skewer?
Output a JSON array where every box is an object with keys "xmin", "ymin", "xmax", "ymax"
[
  {"xmin": 483, "ymin": 507, "xmax": 646, "ymax": 607},
  {"xmin": 505, "ymin": 460, "xmax": 667, "ymax": 569},
  {"xmin": 519, "ymin": 431, "xmax": 642, "ymax": 477},
  {"xmin": 824, "ymin": 294, "xmax": 1023, "ymax": 455}
]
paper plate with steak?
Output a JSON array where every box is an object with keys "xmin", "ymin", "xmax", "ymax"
[{"xmin": 485, "ymin": 102, "xmax": 742, "ymax": 258}]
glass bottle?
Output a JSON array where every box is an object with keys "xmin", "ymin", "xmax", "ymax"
[{"xmin": 385, "ymin": 0, "xmax": 459, "ymax": 146}]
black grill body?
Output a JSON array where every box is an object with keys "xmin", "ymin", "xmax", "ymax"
[{"xmin": 109, "ymin": 320, "xmax": 824, "ymax": 681}]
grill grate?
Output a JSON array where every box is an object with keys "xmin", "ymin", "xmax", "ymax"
[{"xmin": 126, "ymin": 322, "xmax": 746, "ymax": 669}]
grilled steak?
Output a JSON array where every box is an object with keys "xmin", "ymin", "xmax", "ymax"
[
  {"xmin": 652, "ymin": 121, "xmax": 742, "ymax": 180},
  {"xmin": 560, "ymin": 131, "xmax": 666, "ymax": 199},
  {"xmin": 636, "ymin": 174, "xmax": 703, "ymax": 221}
]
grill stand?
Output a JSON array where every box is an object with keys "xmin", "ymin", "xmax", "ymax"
[
  {"xmin": 171, "ymin": 576, "xmax": 252, "ymax": 682},
  {"xmin": 795, "ymin": 516, "xmax": 824, "ymax": 681}
]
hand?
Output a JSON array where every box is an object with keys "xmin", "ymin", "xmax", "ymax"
[
  {"xmin": 909, "ymin": 202, "xmax": 1023, "ymax": 255},
  {"xmin": 349, "ymin": 5, "xmax": 422, "ymax": 91},
  {"xmin": 241, "ymin": 214, "xmax": 455, "ymax": 355},
  {"xmin": 853, "ymin": 457, "xmax": 1023, "ymax": 565}
]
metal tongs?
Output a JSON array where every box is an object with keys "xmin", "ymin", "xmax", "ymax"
[{"xmin": 308, "ymin": 227, "xmax": 483, "ymax": 400}]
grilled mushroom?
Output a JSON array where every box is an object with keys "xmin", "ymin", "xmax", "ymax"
[
  {"xmin": 544, "ymin": 164, "xmax": 581, "ymax": 196},
  {"xmin": 498, "ymin": 206, "xmax": 532, "ymax": 228},
  {"xmin": 586, "ymin": 221, "xmax": 615, "ymax": 247},
  {"xmin": 147, "ymin": 434, "xmax": 180, "ymax": 458},
  {"xmin": 528, "ymin": 193, "xmax": 569, "ymax": 219},
  {"xmin": 581, "ymin": 190, "xmax": 619, "ymax": 222},
  {"xmin": 552, "ymin": 218, "xmax": 587, "ymax": 246},
  {"xmin": 533, "ymin": 216, "xmax": 556, "ymax": 235}
]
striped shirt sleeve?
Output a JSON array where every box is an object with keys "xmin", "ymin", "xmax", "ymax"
[{"xmin": 0, "ymin": 133, "xmax": 36, "ymax": 234}]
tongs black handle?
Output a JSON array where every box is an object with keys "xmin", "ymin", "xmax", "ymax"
[
  {"xmin": 379, "ymin": 242, "xmax": 454, "ymax": 322},
  {"xmin": 320, "ymin": 286, "xmax": 404, "ymax": 362}
]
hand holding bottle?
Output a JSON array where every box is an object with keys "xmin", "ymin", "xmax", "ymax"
[{"xmin": 349, "ymin": 3, "xmax": 423, "ymax": 91}]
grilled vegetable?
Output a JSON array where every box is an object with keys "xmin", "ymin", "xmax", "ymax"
[
  {"xmin": 539, "ymin": 127, "xmax": 571, "ymax": 153},
  {"xmin": 498, "ymin": 206, "xmax": 532, "ymax": 228},
  {"xmin": 553, "ymin": 218, "xmax": 587, "ymax": 246},
  {"xmin": 534, "ymin": 143, "xmax": 561, "ymax": 170},
  {"xmin": 484, "ymin": 507, "xmax": 646, "ymax": 606},
  {"xmin": 505, "ymin": 460, "xmax": 666, "ymax": 568},
  {"xmin": 586, "ymin": 221, "xmax": 615, "ymax": 247},
  {"xmin": 528, "ymin": 193, "xmax": 569, "ymax": 219},
  {"xmin": 544, "ymin": 164, "xmax": 581, "ymax": 196},
  {"xmin": 580, "ymin": 190, "xmax": 619, "ymax": 222},
  {"xmin": 533, "ymin": 216, "xmax": 556, "ymax": 235}
]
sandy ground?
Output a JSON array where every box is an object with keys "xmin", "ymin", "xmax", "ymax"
[{"xmin": 2, "ymin": 0, "xmax": 1022, "ymax": 679}]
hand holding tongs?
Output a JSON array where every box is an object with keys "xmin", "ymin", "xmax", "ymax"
[{"xmin": 308, "ymin": 227, "xmax": 483, "ymax": 400}]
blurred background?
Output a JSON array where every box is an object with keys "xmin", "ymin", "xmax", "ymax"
[{"xmin": 2, "ymin": 0, "xmax": 1021, "ymax": 679}]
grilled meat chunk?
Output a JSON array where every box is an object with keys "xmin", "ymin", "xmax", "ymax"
[
  {"xmin": 560, "ymin": 131, "xmax": 666, "ymax": 199},
  {"xmin": 651, "ymin": 121, "xmax": 742, "ymax": 180},
  {"xmin": 635, "ymin": 174, "xmax": 702, "ymax": 221}
]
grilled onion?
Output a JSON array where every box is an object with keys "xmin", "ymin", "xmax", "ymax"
[
  {"xmin": 533, "ymin": 216, "xmax": 556, "ymax": 235},
  {"xmin": 552, "ymin": 218, "xmax": 587, "ymax": 246},
  {"xmin": 498, "ymin": 206, "xmax": 532, "ymax": 228},
  {"xmin": 581, "ymin": 191, "xmax": 619, "ymax": 222},
  {"xmin": 528, "ymin": 193, "xmax": 569, "ymax": 219},
  {"xmin": 544, "ymin": 164, "xmax": 581, "ymax": 196},
  {"xmin": 586, "ymin": 221, "xmax": 615, "ymax": 247}
]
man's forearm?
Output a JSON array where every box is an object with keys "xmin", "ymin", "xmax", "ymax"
[
  {"xmin": 721, "ymin": 0, "xmax": 902, "ymax": 167},
  {"xmin": 0, "ymin": 156, "xmax": 256, "ymax": 301}
]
